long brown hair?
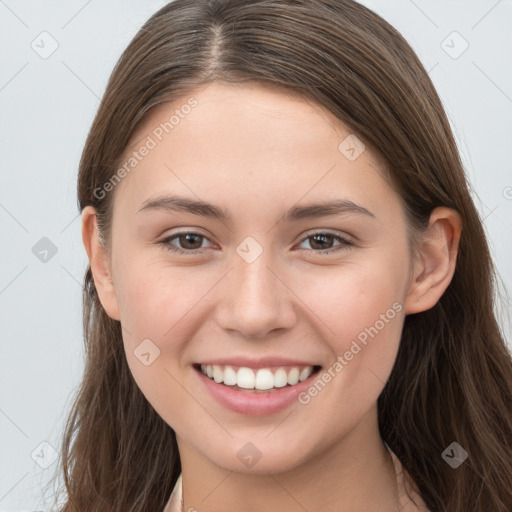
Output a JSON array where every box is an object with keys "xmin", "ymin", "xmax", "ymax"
[{"xmin": 49, "ymin": 1, "xmax": 512, "ymax": 510}]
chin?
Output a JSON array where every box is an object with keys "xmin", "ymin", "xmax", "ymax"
[{"xmin": 196, "ymin": 436, "xmax": 320, "ymax": 476}]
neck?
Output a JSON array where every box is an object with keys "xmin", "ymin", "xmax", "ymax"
[{"xmin": 176, "ymin": 406, "xmax": 398, "ymax": 512}]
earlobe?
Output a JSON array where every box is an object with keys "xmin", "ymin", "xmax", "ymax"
[
  {"xmin": 81, "ymin": 206, "xmax": 121, "ymax": 321},
  {"xmin": 405, "ymin": 207, "xmax": 462, "ymax": 315}
]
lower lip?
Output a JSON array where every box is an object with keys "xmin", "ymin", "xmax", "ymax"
[{"xmin": 195, "ymin": 367, "xmax": 320, "ymax": 416}]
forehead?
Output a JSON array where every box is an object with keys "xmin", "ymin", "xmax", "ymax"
[
  {"xmin": 111, "ymin": 82, "xmax": 399, "ymax": 223},
  {"xmin": 130, "ymin": 81, "xmax": 347, "ymax": 154}
]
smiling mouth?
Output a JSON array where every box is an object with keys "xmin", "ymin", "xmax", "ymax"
[{"xmin": 194, "ymin": 363, "xmax": 322, "ymax": 393}]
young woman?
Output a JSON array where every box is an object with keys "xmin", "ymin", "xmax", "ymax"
[{"xmin": 51, "ymin": 0, "xmax": 512, "ymax": 510}]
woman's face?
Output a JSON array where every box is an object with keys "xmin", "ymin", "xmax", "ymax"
[{"xmin": 101, "ymin": 82, "xmax": 417, "ymax": 474}]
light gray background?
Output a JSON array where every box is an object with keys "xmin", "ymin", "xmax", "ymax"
[{"xmin": 0, "ymin": 1, "xmax": 511, "ymax": 510}]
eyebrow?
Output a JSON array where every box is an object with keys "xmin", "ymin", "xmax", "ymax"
[{"xmin": 137, "ymin": 194, "xmax": 376, "ymax": 222}]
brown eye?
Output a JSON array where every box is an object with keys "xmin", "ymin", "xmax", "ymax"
[
  {"xmin": 297, "ymin": 232, "xmax": 354, "ymax": 254},
  {"xmin": 159, "ymin": 232, "xmax": 212, "ymax": 254},
  {"xmin": 308, "ymin": 234, "xmax": 336, "ymax": 250},
  {"xmin": 175, "ymin": 233, "xmax": 204, "ymax": 250}
]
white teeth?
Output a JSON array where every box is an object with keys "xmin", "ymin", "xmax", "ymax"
[
  {"xmin": 237, "ymin": 367, "xmax": 255, "ymax": 389},
  {"xmin": 199, "ymin": 364, "xmax": 315, "ymax": 390},
  {"xmin": 273, "ymin": 368, "xmax": 288, "ymax": 387},
  {"xmin": 223, "ymin": 366, "xmax": 237, "ymax": 385},
  {"xmin": 212, "ymin": 365, "xmax": 223, "ymax": 383},
  {"xmin": 255, "ymin": 369, "xmax": 274, "ymax": 390},
  {"xmin": 287, "ymin": 368, "xmax": 300, "ymax": 385},
  {"xmin": 299, "ymin": 366, "xmax": 313, "ymax": 382}
]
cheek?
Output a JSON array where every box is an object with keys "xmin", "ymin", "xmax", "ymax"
[
  {"xmin": 112, "ymin": 253, "xmax": 221, "ymax": 403},
  {"xmin": 114, "ymin": 257, "xmax": 211, "ymax": 427},
  {"xmin": 113, "ymin": 249, "xmax": 209, "ymax": 343},
  {"xmin": 293, "ymin": 249, "xmax": 408, "ymax": 415},
  {"xmin": 301, "ymin": 251, "xmax": 408, "ymax": 350}
]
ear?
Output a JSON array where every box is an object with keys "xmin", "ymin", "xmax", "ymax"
[
  {"xmin": 81, "ymin": 206, "xmax": 121, "ymax": 321},
  {"xmin": 405, "ymin": 207, "xmax": 462, "ymax": 315}
]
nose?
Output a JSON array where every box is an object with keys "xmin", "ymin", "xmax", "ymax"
[{"xmin": 214, "ymin": 249, "xmax": 297, "ymax": 339}]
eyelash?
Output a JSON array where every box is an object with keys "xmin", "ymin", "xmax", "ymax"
[{"xmin": 158, "ymin": 230, "xmax": 354, "ymax": 256}]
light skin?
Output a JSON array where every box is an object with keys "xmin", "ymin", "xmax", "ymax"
[{"xmin": 82, "ymin": 82, "xmax": 462, "ymax": 511}]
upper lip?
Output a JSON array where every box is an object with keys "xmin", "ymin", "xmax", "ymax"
[{"xmin": 195, "ymin": 356, "xmax": 321, "ymax": 368}]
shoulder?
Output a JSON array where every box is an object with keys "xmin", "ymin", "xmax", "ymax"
[{"xmin": 163, "ymin": 474, "xmax": 182, "ymax": 512}]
